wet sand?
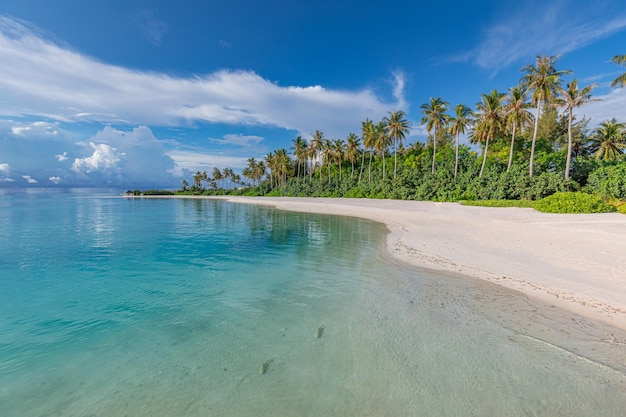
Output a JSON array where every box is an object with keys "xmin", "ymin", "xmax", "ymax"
[{"xmin": 215, "ymin": 197, "xmax": 626, "ymax": 331}]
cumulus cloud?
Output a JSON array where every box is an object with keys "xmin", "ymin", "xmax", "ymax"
[
  {"xmin": 49, "ymin": 176, "xmax": 61, "ymax": 184},
  {"xmin": 72, "ymin": 142, "xmax": 122, "ymax": 174},
  {"xmin": 55, "ymin": 151, "xmax": 68, "ymax": 161},
  {"xmin": 455, "ymin": 1, "xmax": 626, "ymax": 73},
  {"xmin": 0, "ymin": 163, "xmax": 10, "ymax": 174},
  {"xmin": 22, "ymin": 175, "xmax": 37, "ymax": 184},
  {"xmin": 0, "ymin": 16, "xmax": 400, "ymax": 139}
]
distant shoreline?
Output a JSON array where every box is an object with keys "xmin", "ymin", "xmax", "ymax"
[{"xmin": 131, "ymin": 195, "xmax": 626, "ymax": 331}]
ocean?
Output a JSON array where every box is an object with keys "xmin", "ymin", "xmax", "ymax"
[{"xmin": 1, "ymin": 189, "xmax": 625, "ymax": 416}]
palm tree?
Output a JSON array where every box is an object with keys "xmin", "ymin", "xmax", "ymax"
[
  {"xmin": 331, "ymin": 139, "xmax": 346, "ymax": 181},
  {"xmin": 345, "ymin": 133, "xmax": 360, "ymax": 179},
  {"xmin": 361, "ymin": 119, "xmax": 377, "ymax": 184},
  {"xmin": 611, "ymin": 55, "xmax": 626, "ymax": 87},
  {"xmin": 373, "ymin": 121, "xmax": 390, "ymax": 179},
  {"xmin": 274, "ymin": 148, "xmax": 291, "ymax": 186},
  {"xmin": 309, "ymin": 130, "xmax": 324, "ymax": 182},
  {"xmin": 212, "ymin": 167, "xmax": 223, "ymax": 189},
  {"xmin": 448, "ymin": 104, "xmax": 474, "ymax": 178},
  {"xmin": 555, "ymin": 79, "xmax": 599, "ymax": 179},
  {"xmin": 291, "ymin": 136, "xmax": 308, "ymax": 184},
  {"xmin": 520, "ymin": 55, "xmax": 571, "ymax": 176},
  {"xmin": 589, "ymin": 119, "xmax": 626, "ymax": 160},
  {"xmin": 503, "ymin": 87, "xmax": 533, "ymax": 171},
  {"xmin": 383, "ymin": 110, "xmax": 411, "ymax": 178},
  {"xmin": 474, "ymin": 89, "xmax": 505, "ymax": 177},
  {"xmin": 420, "ymin": 97, "xmax": 450, "ymax": 174},
  {"xmin": 321, "ymin": 139, "xmax": 333, "ymax": 185}
]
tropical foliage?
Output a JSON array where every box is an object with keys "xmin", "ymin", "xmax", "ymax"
[{"xmin": 168, "ymin": 54, "xmax": 626, "ymax": 213}]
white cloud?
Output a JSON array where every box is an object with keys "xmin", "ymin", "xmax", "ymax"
[
  {"xmin": 210, "ymin": 134, "xmax": 265, "ymax": 148},
  {"xmin": 22, "ymin": 175, "xmax": 37, "ymax": 184},
  {"xmin": 72, "ymin": 142, "xmax": 121, "ymax": 174},
  {"xmin": 0, "ymin": 16, "xmax": 400, "ymax": 139},
  {"xmin": 49, "ymin": 176, "xmax": 61, "ymax": 184},
  {"xmin": 575, "ymin": 88, "xmax": 626, "ymax": 127},
  {"xmin": 55, "ymin": 151, "xmax": 68, "ymax": 161},
  {"xmin": 10, "ymin": 121, "xmax": 60, "ymax": 137},
  {"xmin": 0, "ymin": 163, "xmax": 10, "ymax": 174},
  {"xmin": 168, "ymin": 150, "xmax": 249, "ymax": 175},
  {"xmin": 457, "ymin": 1, "xmax": 626, "ymax": 73}
]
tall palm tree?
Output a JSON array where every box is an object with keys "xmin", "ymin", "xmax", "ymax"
[
  {"xmin": 361, "ymin": 119, "xmax": 376, "ymax": 184},
  {"xmin": 309, "ymin": 130, "xmax": 324, "ymax": 182},
  {"xmin": 589, "ymin": 119, "xmax": 626, "ymax": 160},
  {"xmin": 344, "ymin": 133, "xmax": 360, "ymax": 179},
  {"xmin": 331, "ymin": 139, "xmax": 346, "ymax": 181},
  {"xmin": 383, "ymin": 110, "xmax": 411, "ymax": 178},
  {"xmin": 503, "ymin": 87, "xmax": 533, "ymax": 172},
  {"xmin": 212, "ymin": 167, "xmax": 223, "ymax": 189},
  {"xmin": 373, "ymin": 121, "xmax": 390, "ymax": 179},
  {"xmin": 474, "ymin": 89, "xmax": 505, "ymax": 177},
  {"xmin": 555, "ymin": 79, "xmax": 599, "ymax": 179},
  {"xmin": 321, "ymin": 139, "xmax": 333, "ymax": 185},
  {"xmin": 291, "ymin": 136, "xmax": 308, "ymax": 184},
  {"xmin": 420, "ymin": 97, "xmax": 450, "ymax": 174},
  {"xmin": 448, "ymin": 104, "xmax": 474, "ymax": 178},
  {"xmin": 520, "ymin": 55, "xmax": 571, "ymax": 176},
  {"xmin": 611, "ymin": 55, "xmax": 626, "ymax": 87}
]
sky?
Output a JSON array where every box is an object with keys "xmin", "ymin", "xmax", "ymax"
[{"xmin": 1, "ymin": 0, "xmax": 626, "ymax": 189}]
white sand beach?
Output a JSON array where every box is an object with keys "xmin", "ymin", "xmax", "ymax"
[{"xmin": 216, "ymin": 196, "xmax": 626, "ymax": 331}]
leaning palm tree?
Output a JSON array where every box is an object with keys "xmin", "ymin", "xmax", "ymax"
[
  {"xmin": 474, "ymin": 90, "xmax": 505, "ymax": 177},
  {"xmin": 611, "ymin": 55, "xmax": 626, "ymax": 88},
  {"xmin": 555, "ymin": 79, "xmax": 599, "ymax": 179},
  {"xmin": 383, "ymin": 110, "xmax": 411, "ymax": 178},
  {"xmin": 589, "ymin": 119, "xmax": 626, "ymax": 160},
  {"xmin": 503, "ymin": 87, "xmax": 533, "ymax": 172},
  {"xmin": 448, "ymin": 104, "xmax": 474, "ymax": 178},
  {"xmin": 420, "ymin": 97, "xmax": 450, "ymax": 174},
  {"xmin": 520, "ymin": 55, "xmax": 571, "ymax": 176}
]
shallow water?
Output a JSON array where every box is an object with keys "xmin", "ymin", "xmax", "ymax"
[{"xmin": 1, "ymin": 190, "xmax": 625, "ymax": 416}]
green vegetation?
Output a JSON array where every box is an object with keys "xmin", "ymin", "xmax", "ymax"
[
  {"xmin": 166, "ymin": 54, "xmax": 626, "ymax": 214},
  {"xmin": 534, "ymin": 192, "xmax": 616, "ymax": 214},
  {"xmin": 460, "ymin": 200, "xmax": 536, "ymax": 208}
]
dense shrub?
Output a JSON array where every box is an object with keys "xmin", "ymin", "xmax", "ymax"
[
  {"xmin": 586, "ymin": 164, "xmax": 626, "ymax": 200},
  {"xmin": 534, "ymin": 192, "xmax": 615, "ymax": 213}
]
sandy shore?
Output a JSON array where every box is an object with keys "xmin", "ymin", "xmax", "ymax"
[{"xmin": 209, "ymin": 196, "xmax": 626, "ymax": 331}]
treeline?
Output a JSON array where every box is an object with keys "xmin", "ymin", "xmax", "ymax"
[{"xmin": 177, "ymin": 55, "xmax": 626, "ymax": 205}]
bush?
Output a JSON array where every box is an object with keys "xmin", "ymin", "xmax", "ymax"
[
  {"xmin": 534, "ymin": 192, "xmax": 615, "ymax": 213},
  {"xmin": 586, "ymin": 163, "xmax": 626, "ymax": 200},
  {"xmin": 461, "ymin": 200, "xmax": 535, "ymax": 208},
  {"xmin": 616, "ymin": 203, "xmax": 626, "ymax": 215}
]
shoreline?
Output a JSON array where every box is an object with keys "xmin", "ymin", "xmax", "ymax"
[
  {"xmin": 136, "ymin": 195, "xmax": 626, "ymax": 331},
  {"xmin": 216, "ymin": 196, "xmax": 626, "ymax": 331}
]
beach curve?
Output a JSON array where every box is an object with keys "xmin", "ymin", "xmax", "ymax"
[{"xmin": 212, "ymin": 196, "xmax": 626, "ymax": 331}]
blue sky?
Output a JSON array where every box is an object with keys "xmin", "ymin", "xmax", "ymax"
[{"xmin": 1, "ymin": 0, "xmax": 626, "ymax": 188}]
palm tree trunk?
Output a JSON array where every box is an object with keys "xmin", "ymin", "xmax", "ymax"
[
  {"xmin": 431, "ymin": 130, "xmax": 437, "ymax": 174},
  {"xmin": 479, "ymin": 137, "xmax": 490, "ymax": 177},
  {"xmin": 454, "ymin": 133, "xmax": 459, "ymax": 179},
  {"xmin": 381, "ymin": 151, "xmax": 386, "ymax": 179},
  {"xmin": 393, "ymin": 135, "xmax": 397, "ymax": 179},
  {"xmin": 368, "ymin": 150, "xmax": 373, "ymax": 185},
  {"xmin": 565, "ymin": 109, "xmax": 573, "ymax": 180},
  {"xmin": 358, "ymin": 149, "xmax": 366, "ymax": 184},
  {"xmin": 507, "ymin": 124, "xmax": 517, "ymax": 172},
  {"xmin": 529, "ymin": 104, "xmax": 541, "ymax": 177}
]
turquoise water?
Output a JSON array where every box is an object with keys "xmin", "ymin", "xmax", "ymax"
[{"xmin": 1, "ymin": 190, "xmax": 626, "ymax": 416}]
